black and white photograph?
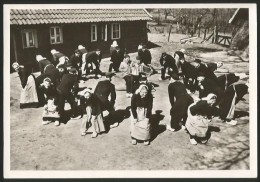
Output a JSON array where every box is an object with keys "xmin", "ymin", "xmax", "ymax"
[{"xmin": 4, "ymin": 3, "xmax": 257, "ymax": 178}]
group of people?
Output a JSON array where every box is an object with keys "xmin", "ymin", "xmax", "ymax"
[{"xmin": 12, "ymin": 40, "xmax": 249, "ymax": 145}]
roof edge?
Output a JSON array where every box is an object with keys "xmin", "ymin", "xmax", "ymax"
[
  {"xmin": 229, "ymin": 8, "xmax": 239, "ymax": 24},
  {"xmin": 143, "ymin": 8, "xmax": 153, "ymax": 18}
]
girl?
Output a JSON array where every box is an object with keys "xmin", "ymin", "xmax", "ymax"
[{"xmin": 79, "ymin": 88, "xmax": 106, "ymax": 138}]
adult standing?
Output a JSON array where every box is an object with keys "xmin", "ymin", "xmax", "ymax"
[
  {"xmin": 56, "ymin": 68, "xmax": 79, "ymax": 125},
  {"xmin": 167, "ymin": 73, "xmax": 194, "ymax": 131},
  {"xmin": 110, "ymin": 41, "xmax": 119, "ymax": 54},
  {"xmin": 159, "ymin": 52, "xmax": 178, "ymax": 80},
  {"xmin": 139, "ymin": 45, "xmax": 152, "ymax": 66},
  {"xmin": 119, "ymin": 55, "xmax": 140, "ymax": 98},
  {"xmin": 109, "ymin": 46, "xmax": 124, "ymax": 72},
  {"xmin": 130, "ymin": 84, "xmax": 153, "ymax": 145},
  {"xmin": 12, "ymin": 62, "xmax": 39, "ymax": 108}
]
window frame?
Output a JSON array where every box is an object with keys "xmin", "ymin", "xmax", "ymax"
[
  {"xmin": 111, "ymin": 23, "xmax": 121, "ymax": 40},
  {"xmin": 21, "ymin": 29, "xmax": 38, "ymax": 49},
  {"xmin": 101, "ymin": 24, "xmax": 107, "ymax": 41},
  {"xmin": 91, "ymin": 24, "xmax": 98, "ymax": 42},
  {"xmin": 49, "ymin": 26, "xmax": 63, "ymax": 44}
]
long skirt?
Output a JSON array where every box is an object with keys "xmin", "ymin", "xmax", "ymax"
[
  {"xmin": 185, "ymin": 103, "xmax": 210, "ymax": 138},
  {"xmin": 218, "ymin": 85, "xmax": 237, "ymax": 120},
  {"xmin": 20, "ymin": 75, "xmax": 39, "ymax": 108},
  {"xmin": 81, "ymin": 106, "xmax": 105, "ymax": 134},
  {"xmin": 130, "ymin": 107, "xmax": 151, "ymax": 141}
]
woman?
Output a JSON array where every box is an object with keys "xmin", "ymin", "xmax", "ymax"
[
  {"xmin": 12, "ymin": 62, "xmax": 39, "ymax": 108},
  {"xmin": 218, "ymin": 83, "xmax": 248, "ymax": 126},
  {"xmin": 130, "ymin": 85, "xmax": 153, "ymax": 145},
  {"xmin": 119, "ymin": 55, "xmax": 140, "ymax": 98},
  {"xmin": 79, "ymin": 88, "xmax": 106, "ymax": 138},
  {"xmin": 185, "ymin": 93, "xmax": 218, "ymax": 145}
]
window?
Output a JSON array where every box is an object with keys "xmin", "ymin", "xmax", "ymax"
[
  {"xmin": 111, "ymin": 23, "xmax": 120, "ymax": 39},
  {"xmin": 101, "ymin": 24, "xmax": 107, "ymax": 41},
  {"xmin": 91, "ymin": 24, "xmax": 97, "ymax": 42},
  {"xmin": 50, "ymin": 26, "xmax": 63, "ymax": 44},
  {"xmin": 21, "ymin": 29, "xmax": 38, "ymax": 48}
]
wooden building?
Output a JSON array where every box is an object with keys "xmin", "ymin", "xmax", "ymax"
[{"xmin": 10, "ymin": 9, "xmax": 152, "ymax": 71}]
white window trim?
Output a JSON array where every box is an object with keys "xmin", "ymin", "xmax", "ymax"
[
  {"xmin": 49, "ymin": 26, "xmax": 63, "ymax": 44},
  {"xmin": 101, "ymin": 24, "xmax": 107, "ymax": 41},
  {"xmin": 111, "ymin": 23, "xmax": 121, "ymax": 40},
  {"xmin": 21, "ymin": 29, "xmax": 38, "ymax": 49},
  {"xmin": 91, "ymin": 24, "xmax": 97, "ymax": 42}
]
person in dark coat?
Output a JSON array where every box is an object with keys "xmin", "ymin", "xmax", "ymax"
[
  {"xmin": 159, "ymin": 52, "xmax": 178, "ymax": 80},
  {"xmin": 36, "ymin": 54, "xmax": 61, "ymax": 86},
  {"xmin": 174, "ymin": 51, "xmax": 198, "ymax": 93},
  {"xmin": 56, "ymin": 68, "xmax": 79, "ymax": 125},
  {"xmin": 197, "ymin": 74, "xmax": 224, "ymax": 104},
  {"xmin": 217, "ymin": 73, "xmax": 240, "ymax": 92},
  {"xmin": 217, "ymin": 83, "xmax": 248, "ymax": 126},
  {"xmin": 109, "ymin": 46, "xmax": 124, "ymax": 72},
  {"xmin": 94, "ymin": 73, "xmax": 118, "ymax": 128},
  {"xmin": 193, "ymin": 59, "xmax": 219, "ymax": 85},
  {"xmin": 94, "ymin": 73, "xmax": 116, "ymax": 112},
  {"xmin": 167, "ymin": 73, "xmax": 194, "ymax": 131},
  {"xmin": 139, "ymin": 45, "xmax": 152, "ymax": 66},
  {"xmin": 69, "ymin": 49, "xmax": 82, "ymax": 70},
  {"xmin": 36, "ymin": 55, "xmax": 52, "ymax": 74},
  {"xmin": 83, "ymin": 49, "xmax": 103, "ymax": 78},
  {"xmin": 51, "ymin": 49, "xmax": 69, "ymax": 67}
]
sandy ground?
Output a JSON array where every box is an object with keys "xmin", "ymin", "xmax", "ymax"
[{"xmin": 9, "ymin": 37, "xmax": 249, "ymax": 170}]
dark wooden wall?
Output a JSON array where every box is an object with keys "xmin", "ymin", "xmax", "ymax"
[{"xmin": 10, "ymin": 21, "xmax": 148, "ymax": 72}]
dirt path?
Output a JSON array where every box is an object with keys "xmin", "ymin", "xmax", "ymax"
[{"xmin": 10, "ymin": 42, "xmax": 249, "ymax": 170}]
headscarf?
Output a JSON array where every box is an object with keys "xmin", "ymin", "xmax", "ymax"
[
  {"xmin": 78, "ymin": 88, "xmax": 93, "ymax": 96},
  {"xmin": 135, "ymin": 84, "xmax": 148, "ymax": 95},
  {"xmin": 202, "ymin": 93, "xmax": 217, "ymax": 101}
]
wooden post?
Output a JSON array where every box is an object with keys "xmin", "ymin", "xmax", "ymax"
[
  {"xmin": 168, "ymin": 24, "xmax": 172, "ymax": 42},
  {"xmin": 198, "ymin": 24, "xmax": 200, "ymax": 37},
  {"xmin": 203, "ymin": 28, "xmax": 207, "ymax": 40},
  {"xmin": 12, "ymin": 32, "xmax": 18, "ymax": 63}
]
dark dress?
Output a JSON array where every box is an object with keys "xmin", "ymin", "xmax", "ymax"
[
  {"xmin": 83, "ymin": 51, "xmax": 102, "ymax": 75},
  {"xmin": 56, "ymin": 73, "xmax": 79, "ymax": 118},
  {"xmin": 218, "ymin": 84, "xmax": 248, "ymax": 120},
  {"xmin": 140, "ymin": 49, "xmax": 152, "ymax": 65},
  {"xmin": 38, "ymin": 59, "xmax": 51, "ymax": 74},
  {"xmin": 109, "ymin": 49, "xmax": 124, "ymax": 72},
  {"xmin": 160, "ymin": 54, "xmax": 178, "ymax": 80},
  {"xmin": 197, "ymin": 63, "xmax": 219, "ymax": 85},
  {"xmin": 94, "ymin": 80, "xmax": 116, "ymax": 112},
  {"xmin": 180, "ymin": 61, "xmax": 198, "ymax": 92},
  {"xmin": 217, "ymin": 73, "xmax": 240, "ymax": 92},
  {"xmin": 168, "ymin": 81, "xmax": 194, "ymax": 129},
  {"xmin": 131, "ymin": 93, "xmax": 153, "ymax": 140},
  {"xmin": 198, "ymin": 77, "xmax": 224, "ymax": 103}
]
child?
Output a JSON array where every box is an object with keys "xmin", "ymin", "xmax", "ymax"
[{"xmin": 42, "ymin": 97, "xmax": 60, "ymax": 126}]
